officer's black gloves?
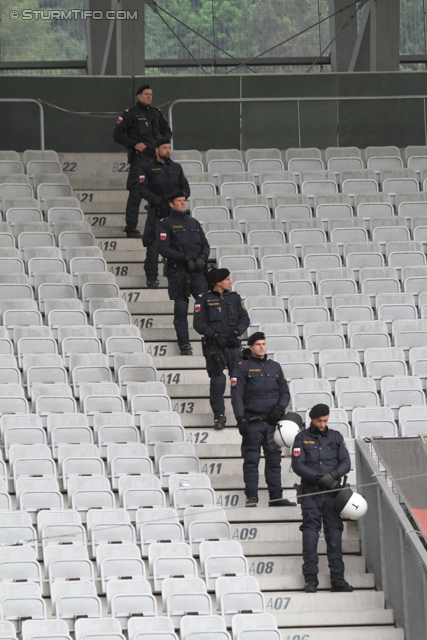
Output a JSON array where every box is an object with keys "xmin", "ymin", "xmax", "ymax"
[
  {"xmin": 194, "ymin": 256, "xmax": 206, "ymax": 272},
  {"xmin": 318, "ymin": 470, "xmax": 341, "ymax": 490},
  {"xmin": 157, "ymin": 201, "xmax": 170, "ymax": 218},
  {"xmin": 184, "ymin": 254, "xmax": 195, "ymax": 272},
  {"xmin": 212, "ymin": 333, "xmax": 227, "ymax": 350},
  {"xmin": 237, "ymin": 417, "xmax": 249, "ymax": 437},
  {"xmin": 226, "ymin": 331, "xmax": 240, "ymax": 349},
  {"xmin": 266, "ymin": 404, "xmax": 284, "ymax": 426}
]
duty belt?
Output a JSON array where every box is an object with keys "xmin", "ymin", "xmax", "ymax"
[{"xmin": 245, "ymin": 413, "xmax": 267, "ymax": 423}]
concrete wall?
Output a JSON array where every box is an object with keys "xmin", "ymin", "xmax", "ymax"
[{"xmin": 1, "ymin": 72, "xmax": 427, "ymax": 152}]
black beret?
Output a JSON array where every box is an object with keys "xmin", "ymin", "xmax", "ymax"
[
  {"xmin": 136, "ymin": 83, "xmax": 151, "ymax": 95},
  {"xmin": 309, "ymin": 404, "xmax": 330, "ymax": 419},
  {"xmin": 247, "ymin": 331, "xmax": 266, "ymax": 346},
  {"xmin": 155, "ymin": 137, "xmax": 171, "ymax": 148},
  {"xmin": 168, "ymin": 190, "xmax": 186, "ymax": 202},
  {"xmin": 208, "ymin": 268, "xmax": 230, "ymax": 286}
]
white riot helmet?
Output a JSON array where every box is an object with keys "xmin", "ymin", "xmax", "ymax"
[
  {"xmin": 333, "ymin": 487, "xmax": 368, "ymax": 521},
  {"xmin": 273, "ymin": 412, "xmax": 303, "ymax": 448}
]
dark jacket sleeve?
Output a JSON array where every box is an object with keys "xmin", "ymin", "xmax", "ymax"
[
  {"xmin": 179, "ymin": 166, "xmax": 191, "ymax": 200},
  {"xmin": 197, "ymin": 223, "xmax": 210, "ymax": 260},
  {"xmin": 113, "ymin": 109, "xmax": 137, "ymax": 149},
  {"xmin": 230, "ymin": 362, "xmax": 247, "ymax": 420},
  {"xmin": 336, "ymin": 435, "xmax": 351, "ymax": 477},
  {"xmin": 157, "ymin": 109, "xmax": 173, "ymax": 140},
  {"xmin": 139, "ymin": 164, "xmax": 163, "ymax": 207},
  {"xmin": 291, "ymin": 431, "xmax": 320, "ymax": 484},
  {"xmin": 157, "ymin": 220, "xmax": 186, "ymax": 263},
  {"xmin": 193, "ymin": 296, "xmax": 215, "ymax": 339},
  {"xmin": 277, "ymin": 368, "xmax": 290, "ymax": 411},
  {"xmin": 234, "ymin": 295, "xmax": 250, "ymax": 336}
]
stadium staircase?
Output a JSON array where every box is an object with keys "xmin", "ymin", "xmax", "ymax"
[{"xmin": 60, "ymin": 151, "xmax": 404, "ymax": 639}]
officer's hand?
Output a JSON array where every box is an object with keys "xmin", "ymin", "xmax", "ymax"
[
  {"xmin": 319, "ymin": 471, "xmax": 340, "ymax": 490},
  {"xmin": 226, "ymin": 331, "xmax": 240, "ymax": 349},
  {"xmin": 266, "ymin": 404, "xmax": 284, "ymax": 426},
  {"xmin": 237, "ymin": 418, "xmax": 249, "ymax": 437},
  {"xmin": 184, "ymin": 254, "xmax": 195, "ymax": 272},
  {"xmin": 157, "ymin": 201, "xmax": 170, "ymax": 218},
  {"xmin": 213, "ymin": 333, "xmax": 227, "ymax": 350},
  {"xmin": 134, "ymin": 142, "xmax": 147, "ymax": 151},
  {"xmin": 194, "ymin": 256, "xmax": 206, "ymax": 272}
]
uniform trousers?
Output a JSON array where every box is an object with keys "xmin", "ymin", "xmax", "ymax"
[
  {"xmin": 241, "ymin": 420, "xmax": 282, "ymax": 500},
  {"xmin": 167, "ymin": 270, "xmax": 208, "ymax": 346},
  {"xmin": 204, "ymin": 346, "xmax": 242, "ymax": 416},
  {"xmin": 300, "ymin": 491, "xmax": 345, "ymax": 581}
]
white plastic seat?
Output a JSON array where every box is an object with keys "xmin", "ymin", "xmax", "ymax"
[
  {"xmin": 335, "ymin": 377, "xmax": 379, "ymax": 418},
  {"xmin": 352, "ymin": 407, "xmax": 397, "ymax": 438},
  {"xmin": 149, "ymin": 542, "xmax": 197, "ymax": 592},
  {"xmin": 348, "ymin": 320, "xmax": 390, "ymax": 359},
  {"xmin": 288, "ymin": 295, "xmax": 330, "ymax": 334},
  {"xmin": 316, "ymin": 267, "xmax": 357, "ymax": 305},
  {"xmin": 399, "ymin": 405, "xmax": 427, "ymax": 436},
  {"xmin": 332, "ymin": 293, "xmax": 374, "ymax": 331},
  {"xmin": 376, "ymin": 293, "xmax": 418, "ymax": 332},
  {"xmin": 319, "ymin": 349, "xmax": 362, "ymax": 391},
  {"xmin": 392, "ymin": 318, "xmax": 427, "ymax": 357},
  {"xmin": 364, "ymin": 347, "xmax": 407, "ymax": 389},
  {"xmin": 231, "ymin": 613, "xmax": 279, "ymax": 640},
  {"xmin": 199, "ymin": 540, "xmax": 248, "ymax": 590},
  {"xmin": 359, "ymin": 266, "xmax": 400, "ymax": 303},
  {"xmin": 381, "ymin": 375, "xmax": 425, "ymax": 418},
  {"xmin": 105, "ymin": 336, "xmax": 145, "ymax": 366},
  {"xmin": 303, "ymin": 321, "xmax": 346, "ymax": 361},
  {"xmin": 274, "ymin": 349, "xmax": 317, "ymax": 380},
  {"xmin": 273, "ymin": 268, "xmax": 314, "ymax": 306},
  {"xmin": 290, "ymin": 378, "xmax": 334, "ymax": 416},
  {"xmin": 136, "ymin": 507, "xmax": 183, "ymax": 557}
]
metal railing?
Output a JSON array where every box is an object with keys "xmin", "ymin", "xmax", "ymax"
[
  {"xmin": 356, "ymin": 439, "xmax": 427, "ymax": 640},
  {"xmin": 168, "ymin": 95, "xmax": 427, "ymax": 149},
  {"xmin": 0, "ymin": 99, "xmax": 45, "ymax": 150}
]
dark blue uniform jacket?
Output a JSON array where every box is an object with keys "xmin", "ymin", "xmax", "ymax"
[
  {"xmin": 231, "ymin": 354, "xmax": 290, "ymax": 419},
  {"xmin": 139, "ymin": 158, "xmax": 190, "ymax": 207},
  {"xmin": 292, "ymin": 425, "xmax": 351, "ymax": 486},
  {"xmin": 193, "ymin": 290, "xmax": 250, "ymax": 340},
  {"xmin": 113, "ymin": 101, "xmax": 172, "ymax": 153},
  {"xmin": 157, "ymin": 210, "xmax": 210, "ymax": 266}
]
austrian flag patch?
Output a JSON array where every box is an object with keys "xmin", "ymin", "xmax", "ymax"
[
  {"xmin": 194, "ymin": 304, "xmax": 201, "ymax": 313},
  {"xmin": 116, "ymin": 116, "xmax": 123, "ymax": 124},
  {"xmin": 160, "ymin": 233, "xmax": 167, "ymax": 241},
  {"xmin": 139, "ymin": 175, "xmax": 145, "ymax": 183},
  {"xmin": 230, "ymin": 377, "xmax": 237, "ymax": 387},
  {"xmin": 293, "ymin": 448, "xmax": 301, "ymax": 456}
]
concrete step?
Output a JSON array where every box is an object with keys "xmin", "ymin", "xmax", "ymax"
[
  {"xmin": 86, "ymin": 213, "xmax": 130, "ymax": 226},
  {"xmin": 179, "ymin": 411, "xmax": 234, "ymax": 427},
  {"xmin": 209, "ymin": 473, "xmax": 299, "ymax": 491},
  {"xmin": 147, "ymin": 342, "xmax": 203, "ymax": 357},
  {"xmin": 170, "ymin": 397, "xmax": 232, "ymax": 416},
  {"xmin": 59, "ymin": 153, "xmax": 131, "ymax": 190},
  {"xmin": 278, "ymin": 626, "xmax": 403, "ymax": 639},
  {"xmin": 251, "ymin": 554, "xmax": 366, "ymax": 577},
  {"xmin": 159, "ymin": 368, "xmax": 210, "ymax": 384},
  {"xmin": 75, "ymin": 189, "xmax": 129, "ymax": 203},
  {"xmin": 96, "ymin": 238, "xmax": 142, "ymax": 252},
  {"xmin": 258, "ymin": 572, "xmax": 375, "ymax": 592},
  {"xmin": 267, "ymin": 590, "xmax": 388, "ymax": 626},
  {"xmin": 155, "ymin": 356, "xmax": 206, "ymax": 369},
  {"xmin": 200, "ymin": 459, "xmax": 298, "ymax": 486},
  {"xmin": 105, "ymin": 251, "xmax": 146, "ymax": 263},
  {"xmin": 214, "ymin": 488, "xmax": 297, "ymax": 508},
  {"xmin": 108, "ymin": 262, "xmax": 147, "ymax": 276},
  {"xmin": 167, "ymin": 383, "xmax": 228, "ymax": 398}
]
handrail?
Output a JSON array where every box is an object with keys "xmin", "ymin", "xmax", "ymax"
[
  {"xmin": 168, "ymin": 95, "xmax": 427, "ymax": 149},
  {"xmin": 0, "ymin": 99, "xmax": 45, "ymax": 150}
]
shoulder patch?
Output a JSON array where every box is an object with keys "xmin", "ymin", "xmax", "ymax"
[
  {"xmin": 116, "ymin": 116, "xmax": 123, "ymax": 124},
  {"xmin": 293, "ymin": 448, "xmax": 301, "ymax": 456},
  {"xmin": 125, "ymin": 108, "xmax": 130, "ymax": 112},
  {"xmin": 159, "ymin": 232, "xmax": 167, "ymax": 241},
  {"xmin": 230, "ymin": 377, "xmax": 237, "ymax": 387}
]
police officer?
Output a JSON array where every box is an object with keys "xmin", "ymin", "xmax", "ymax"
[
  {"xmin": 231, "ymin": 331, "xmax": 295, "ymax": 508},
  {"xmin": 157, "ymin": 190, "xmax": 210, "ymax": 356},
  {"xmin": 113, "ymin": 84, "xmax": 172, "ymax": 238},
  {"xmin": 291, "ymin": 404, "xmax": 353, "ymax": 594},
  {"xmin": 139, "ymin": 139, "xmax": 190, "ymax": 289},
  {"xmin": 193, "ymin": 268, "xmax": 250, "ymax": 429}
]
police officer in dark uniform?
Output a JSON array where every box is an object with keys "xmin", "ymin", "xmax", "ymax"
[
  {"xmin": 113, "ymin": 84, "xmax": 172, "ymax": 238},
  {"xmin": 193, "ymin": 268, "xmax": 250, "ymax": 429},
  {"xmin": 231, "ymin": 331, "xmax": 295, "ymax": 508},
  {"xmin": 139, "ymin": 139, "xmax": 190, "ymax": 289},
  {"xmin": 291, "ymin": 404, "xmax": 353, "ymax": 594},
  {"xmin": 157, "ymin": 190, "xmax": 210, "ymax": 356}
]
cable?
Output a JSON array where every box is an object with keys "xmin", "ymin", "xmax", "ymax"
[
  {"xmin": 225, "ymin": 0, "xmax": 361, "ymax": 75},
  {"xmin": 3, "ymin": 469, "xmax": 427, "ymax": 548},
  {"xmin": 154, "ymin": 11, "xmax": 208, "ymax": 75},
  {"xmin": 148, "ymin": 0, "xmax": 257, "ymax": 74},
  {"xmin": 306, "ymin": 0, "xmax": 368, "ymax": 73}
]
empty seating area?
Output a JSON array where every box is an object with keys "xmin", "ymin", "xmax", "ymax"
[{"xmin": 0, "ymin": 146, "xmax": 413, "ymax": 639}]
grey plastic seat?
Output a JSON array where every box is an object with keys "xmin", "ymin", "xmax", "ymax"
[
  {"xmin": 381, "ymin": 376, "xmax": 425, "ymax": 418},
  {"xmin": 288, "ymin": 295, "xmax": 330, "ymax": 334},
  {"xmin": 352, "ymin": 407, "xmax": 398, "ymax": 438},
  {"xmin": 376, "ymin": 292, "xmax": 418, "ymax": 332},
  {"xmin": 359, "ymin": 266, "xmax": 400, "ymax": 303},
  {"xmin": 336, "ymin": 377, "xmax": 379, "ymax": 418},
  {"xmin": 364, "ymin": 347, "xmax": 407, "ymax": 389},
  {"xmin": 303, "ymin": 321, "xmax": 346, "ymax": 362},
  {"xmin": 399, "ymin": 405, "xmax": 427, "ymax": 436},
  {"xmin": 275, "ymin": 349, "xmax": 317, "ymax": 380},
  {"xmin": 319, "ymin": 349, "xmax": 362, "ymax": 391},
  {"xmin": 290, "ymin": 378, "xmax": 334, "ymax": 416},
  {"xmin": 392, "ymin": 318, "xmax": 427, "ymax": 357},
  {"xmin": 348, "ymin": 320, "xmax": 390, "ymax": 360}
]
